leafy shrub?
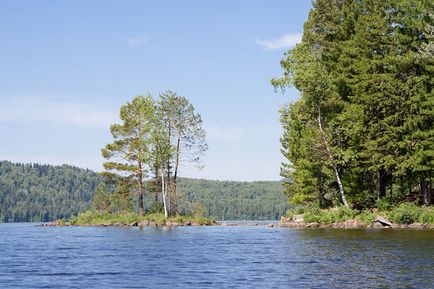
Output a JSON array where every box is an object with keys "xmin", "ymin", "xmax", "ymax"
[
  {"xmin": 389, "ymin": 202, "xmax": 421, "ymax": 224},
  {"xmin": 376, "ymin": 198, "xmax": 394, "ymax": 211},
  {"xmin": 303, "ymin": 212, "xmax": 320, "ymax": 223},
  {"xmin": 335, "ymin": 206, "xmax": 357, "ymax": 222},
  {"xmin": 356, "ymin": 210, "xmax": 375, "ymax": 225},
  {"xmin": 418, "ymin": 207, "xmax": 434, "ymax": 224}
]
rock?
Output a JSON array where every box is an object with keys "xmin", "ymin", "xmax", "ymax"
[
  {"xmin": 183, "ymin": 221, "xmax": 192, "ymax": 226},
  {"xmin": 371, "ymin": 222, "xmax": 384, "ymax": 228},
  {"xmin": 130, "ymin": 221, "xmax": 138, "ymax": 227},
  {"xmin": 191, "ymin": 222, "xmax": 201, "ymax": 226},
  {"xmin": 374, "ymin": 216, "xmax": 392, "ymax": 227},
  {"xmin": 319, "ymin": 224, "xmax": 332, "ymax": 228},
  {"xmin": 306, "ymin": 222, "xmax": 320, "ymax": 228},
  {"xmin": 332, "ymin": 222, "xmax": 345, "ymax": 228},
  {"xmin": 344, "ymin": 219, "xmax": 364, "ymax": 229},
  {"xmin": 220, "ymin": 222, "xmax": 228, "ymax": 226},
  {"xmin": 293, "ymin": 214, "xmax": 305, "ymax": 223},
  {"xmin": 280, "ymin": 216, "xmax": 290, "ymax": 223},
  {"xmin": 407, "ymin": 222, "xmax": 423, "ymax": 229},
  {"xmin": 138, "ymin": 220, "xmax": 149, "ymax": 228},
  {"xmin": 280, "ymin": 222, "xmax": 306, "ymax": 228},
  {"xmin": 267, "ymin": 223, "xmax": 275, "ymax": 228},
  {"xmin": 166, "ymin": 221, "xmax": 179, "ymax": 227},
  {"xmin": 148, "ymin": 221, "xmax": 157, "ymax": 227}
]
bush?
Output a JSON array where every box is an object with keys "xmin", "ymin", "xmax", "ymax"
[
  {"xmin": 418, "ymin": 207, "xmax": 434, "ymax": 224},
  {"xmin": 303, "ymin": 212, "xmax": 320, "ymax": 223},
  {"xmin": 376, "ymin": 198, "xmax": 394, "ymax": 211},
  {"xmin": 356, "ymin": 210, "xmax": 375, "ymax": 225},
  {"xmin": 389, "ymin": 202, "xmax": 421, "ymax": 224},
  {"xmin": 335, "ymin": 206, "xmax": 357, "ymax": 222}
]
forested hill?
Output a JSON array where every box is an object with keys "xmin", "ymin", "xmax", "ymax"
[
  {"xmin": 0, "ymin": 161, "xmax": 287, "ymax": 222},
  {"xmin": 0, "ymin": 161, "xmax": 100, "ymax": 222},
  {"xmin": 177, "ymin": 178, "xmax": 288, "ymax": 220}
]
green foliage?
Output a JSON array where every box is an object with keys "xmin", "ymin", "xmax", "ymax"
[
  {"xmin": 70, "ymin": 211, "xmax": 215, "ymax": 226},
  {"xmin": 0, "ymin": 161, "xmax": 287, "ymax": 222},
  {"xmin": 91, "ymin": 182, "xmax": 110, "ymax": 213},
  {"xmin": 0, "ymin": 161, "xmax": 100, "ymax": 222},
  {"xmin": 301, "ymin": 206, "xmax": 358, "ymax": 224},
  {"xmin": 177, "ymin": 178, "xmax": 288, "ymax": 220},
  {"xmin": 418, "ymin": 207, "xmax": 434, "ymax": 224},
  {"xmin": 376, "ymin": 198, "xmax": 395, "ymax": 211},
  {"xmin": 274, "ymin": 0, "xmax": 434, "ymax": 209},
  {"xmin": 356, "ymin": 210, "xmax": 376, "ymax": 225},
  {"xmin": 388, "ymin": 202, "xmax": 434, "ymax": 225}
]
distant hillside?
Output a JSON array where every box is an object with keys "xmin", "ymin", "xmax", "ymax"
[
  {"xmin": 177, "ymin": 178, "xmax": 287, "ymax": 220},
  {"xmin": 0, "ymin": 161, "xmax": 287, "ymax": 222},
  {"xmin": 0, "ymin": 161, "xmax": 100, "ymax": 222}
]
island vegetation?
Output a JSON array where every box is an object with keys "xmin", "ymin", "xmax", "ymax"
[{"xmin": 273, "ymin": 0, "xmax": 434, "ymax": 226}]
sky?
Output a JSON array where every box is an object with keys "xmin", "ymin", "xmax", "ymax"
[{"xmin": 0, "ymin": 0, "xmax": 312, "ymax": 181}]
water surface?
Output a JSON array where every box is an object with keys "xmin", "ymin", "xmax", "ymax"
[{"xmin": 0, "ymin": 223, "xmax": 432, "ymax": 288}]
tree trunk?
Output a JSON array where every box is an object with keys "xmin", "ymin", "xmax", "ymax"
[
  {"xmin": 138, "ymin": 164, "xmax": 144, "ymax": 216},
  {"xmin": 378, "ymin": 168, "xmax": 387, "ymax": 200},
  {"xmin": 172, "ymin": 137, "xmax": 181, "ymax": 215},
  {"xmin": 420, "ymin": 174, "xmax": 431, "ymax": 205},
  {"xmin": 317, "ymin": 106, "xmax": 348, "ymax": 207},
  {"xmin": 160, "ymin": 170, "xmax": 168, "ymax": 218}
]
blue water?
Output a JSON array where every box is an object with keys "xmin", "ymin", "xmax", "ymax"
[{"xmin": 0, "ymin": 223, "xmax": 433, "ymax": 288}]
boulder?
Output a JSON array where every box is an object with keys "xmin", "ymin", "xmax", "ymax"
[
  {"xmin": 191, "ymin": 222, "xmax": 201, "ymax": 226},
  {"xmin": 344, "ymin": 219, "xmax": 364, "ymax": 229},
  {"xmin": 332, "ymin": 222, "xmax": 345, "ymax": 228},
  {"xmin": 281, "ymin": 222, "xmax": 306, "ymax": 228},
  {"xmin": 280, "ymin": 216, "xmax": 290, "ymax": 223},
  {"xmin": 293, "ymin": 214, "xmax": 305, "ymax": 223},
  {"xmin": 407, "ymin": 222, "xmax": 423, "ymax": 229},
  {"xmin": 183, "ymin": 221, "xmax": 192, "ymax": 226},
  {"xmin": 306, "ymin": 222, "xmax": 320, "ymax": 228},
  {"xmin": 374, "ymin": 216, "xmax": 392, "ymax": 227},
  {"xmin": 371, "ymin": 222, "xmax": 384, "ymax": 228},
  {"xmin": 138, "ymin": 220, "xmax": 149, "ymax": 228},
  {"xmin": 130, "ymin": 221, "xmax": 138, "ymax": 227}
]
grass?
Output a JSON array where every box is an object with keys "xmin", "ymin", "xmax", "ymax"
[
  {"xmin": 286, "ymin": 202, "xmax": 434, "ymax": 225},
  {"xmin": 69, "ymin": 210, "xmax": 216, "ymax": 226}
]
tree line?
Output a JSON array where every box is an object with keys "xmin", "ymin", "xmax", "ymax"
[
  {"xmin": 0, "ymin": 161, "xmax": 100, "ymax": 222},
  {"xmin": 0, "ymin": 161, "xmax": 285, "ymax": 222},
  {"xmin": 273, "ymin": 0, "xmax": 433, "ymax": 209}
]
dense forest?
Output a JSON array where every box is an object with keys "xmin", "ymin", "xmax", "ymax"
[
  {"xmin": 273, "ymin": 0, "xmax": 433, "ymax": 209},
  {"xmin": 0, "ymin": 161, "xmax": 100, "ymax": 222},
  {"xmin": 177, "ymin": 178, "xmax": 287, "ymax": 220},
  {"xmin": 0, "ymin": 161, "xmax": 286, "ymax": 222}
]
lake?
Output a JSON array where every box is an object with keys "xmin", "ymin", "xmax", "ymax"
[{"xmin": 0, "ymin": 223, "xmax": 433, "ymax": 288}]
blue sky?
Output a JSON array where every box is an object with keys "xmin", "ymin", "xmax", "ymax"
[{"xmin": 0, "ymin": 0, "xmax": 311, "ymax": 181}]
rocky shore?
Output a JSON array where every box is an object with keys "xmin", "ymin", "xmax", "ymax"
[
  {"xmin": 41, "ymin": 216, "xmax": 434, "ymax": 229},
  {"xmin": 268, "ymin": 215, "xmax": 434, "ymax": 229}
]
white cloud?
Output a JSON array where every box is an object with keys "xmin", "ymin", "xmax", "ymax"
[
  {"xmin": 0, "ymin": 98, "xmax": 117, "ymax": 127},
  {"xmin": 256, "ymin": 33, "xmax": 302, "ymax": 50},
  {"xmin": 127, "ymin": 35, "xmax": 149, "ymax": 47}
]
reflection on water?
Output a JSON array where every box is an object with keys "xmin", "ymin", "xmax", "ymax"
[{"xmin": 0, "ymin": 223, "xmax": 432, "ymax": 288}]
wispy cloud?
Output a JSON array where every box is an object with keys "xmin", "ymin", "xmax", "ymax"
[
  {"xmin": 127, "ymin": 35, "xmax": 149, "ymax": 47},
  {"xmin": 256, "ymin": 33, "xmax": 302, "ymax": 50},
  {"xmin": 0, "ymin": 98, "xmax": 117, "ymax": 127}
]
